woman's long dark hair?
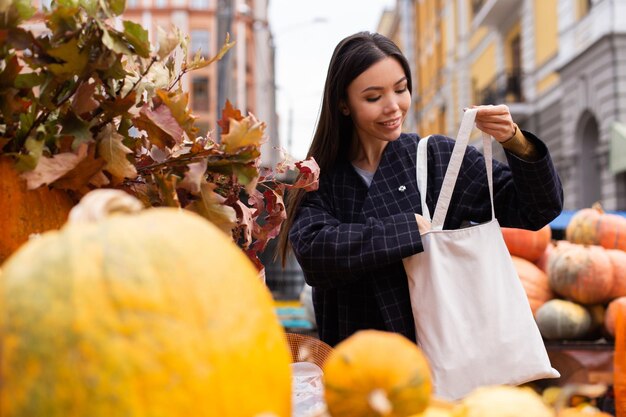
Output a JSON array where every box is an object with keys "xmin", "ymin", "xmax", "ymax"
[{"xmin": 277, "ymin": 31, "xmax": 413, "ymax": 266}]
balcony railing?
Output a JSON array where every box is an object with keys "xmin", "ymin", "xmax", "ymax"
[{"xmin": 475, "ymin": 69, "xmax": 524, "ymax": 105}]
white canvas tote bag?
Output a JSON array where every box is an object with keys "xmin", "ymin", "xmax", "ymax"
[{"xmin": 402, "ymin": 109, "xmax": 559, "ymax": 401}]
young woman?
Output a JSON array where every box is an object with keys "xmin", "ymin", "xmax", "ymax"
[{"xmin": 277, "ymin": 31, "xmax": 563, "ymax": 347}]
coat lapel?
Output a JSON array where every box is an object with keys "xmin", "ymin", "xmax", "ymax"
[{"xmin": 361, "ymin": 137, "xmax": 422, "ymax": 219}]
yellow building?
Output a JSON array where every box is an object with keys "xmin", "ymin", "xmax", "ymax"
[{"xmin": 411, "ymin": 0, "xmax": 626, "ymax": 210}]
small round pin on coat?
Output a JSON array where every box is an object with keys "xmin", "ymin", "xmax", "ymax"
[{"xmin": 398, "ymin": 185, "xmax": 406, "ymax": 192}]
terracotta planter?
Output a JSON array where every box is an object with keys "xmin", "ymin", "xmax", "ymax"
[{"xmin": 0, "ymin": 157, "xmax": 74, "ymax": 263}]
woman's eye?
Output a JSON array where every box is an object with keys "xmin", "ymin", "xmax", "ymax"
[
  {"xmin": 366, "ymin": 96, "xmax": 381, "ymax": 102},
  {"xmin": 396, "ymin": 87, "xmax": 407, "ymax": 94}
]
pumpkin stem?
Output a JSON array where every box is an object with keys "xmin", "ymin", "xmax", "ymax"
[
  {"xmin": 368, "ymin": 388, "xmax": 392, "ymax": 415},
  {"xmin": 592, "ymin": 201, "xmax": 605, "ymax": 213},
  {"xmin": 68, "ymin": 189, "xmax": 144, "ymax": 223}
]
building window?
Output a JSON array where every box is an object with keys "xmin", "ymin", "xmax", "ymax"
[
  {"xmin": 190, "ymin": 30, "xmax": 210, "ymax": 59},
  {"xmin": 192, "ymin": 77, "xmax": 210, "ymax": 112},
  {"xmin": 155, "ymin": 0, "xmax": 167, "ymax": 8},
  {"xmin": 190, "ymin": 0, "xmax": 210, "ymax": 9},
  {"xmin": 126, "ymin": 0, "xmax": 138, "ymax": 7}
]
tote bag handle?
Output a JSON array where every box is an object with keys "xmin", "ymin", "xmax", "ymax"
[{"xmin": 416, "ymin": 109, "xmax": 495, "ymax": 230}]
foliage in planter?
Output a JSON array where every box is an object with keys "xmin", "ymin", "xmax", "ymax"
[{"xmin": 0, "ymin": 0, "xmax": 318, "ymax": 267}]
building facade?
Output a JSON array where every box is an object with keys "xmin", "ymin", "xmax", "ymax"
[
  {"xmin": 410, "ymin": 0, "xmax": 626, "ymax": 210},
  {"xmin": 31, "ymin": 0, "xmax": 279, "ymax": 168},
  {"xmin": 123, "ymin": 0, "xmax": 279, "ymax": 168}
]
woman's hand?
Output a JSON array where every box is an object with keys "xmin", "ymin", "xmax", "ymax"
[
  {"xmin": 415, "ymin": 214, "xmax": 431, "ymax": 235},
  {"xmin": 470, "ymin": 104, "xmax": 517, "ymax": 143}
]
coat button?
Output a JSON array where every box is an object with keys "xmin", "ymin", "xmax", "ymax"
[{"xmin": 398, "ymin": 185, "xmax": 406, "ymax": 192}]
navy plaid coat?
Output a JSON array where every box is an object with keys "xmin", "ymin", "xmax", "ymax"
[{"xmin": 289, "ymin": 132, "xmax": 563, "ymax": 346}]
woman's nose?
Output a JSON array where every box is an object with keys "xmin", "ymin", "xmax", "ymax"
[{"xmin": 384, "ymin": 97, "xmax": 400, "ymax": 113}]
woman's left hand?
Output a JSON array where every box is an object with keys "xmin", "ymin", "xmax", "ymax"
[{"xmin": 469, "ymin": 104, "xmax": 517, "ymax": 143}]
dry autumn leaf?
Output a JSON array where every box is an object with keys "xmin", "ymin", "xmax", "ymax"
[
  {"xmin": 21, "ymin": 143, "xmax": 89, "ymax": 190},
  {"xmin": 188, "ymin": 182, "xmax": 237, "ymax": 235},
  {"xmin": 292, "ymin": 157, "xmax": 320, "ymax": 191},
  {"xmin": 178, "ymin": 159, "xmax": 207, "ymax": 194},
  {"xmin": 221, "ymin": 114, "xmax": 266, "ymax": 153},
  {"xmin": 97, "ymin": 124, "xmax": 137, "ymax": 182}
]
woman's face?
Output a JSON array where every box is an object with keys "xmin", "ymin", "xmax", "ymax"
[{"xmin": 344, "ymin": 57, "xmax": 411, "ymax": 146}]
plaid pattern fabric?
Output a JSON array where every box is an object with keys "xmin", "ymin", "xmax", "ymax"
[{"xmin": 289, "ymin": 132, "xmax": 563, "ymax": 346}]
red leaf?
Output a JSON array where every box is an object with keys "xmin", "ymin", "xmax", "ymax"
[
  {"xmin": 71, "ymin": 81, "xmax": 99, "ymax": 116},
  {"xmin": 134, "ymin": 103, "xmax": 184, "ymax": 149},
  {"xmin": 248, "ymin": 188, "xmax": 264, "ymax": 218},
  {"xmin": 217, "ymin": 99, "xmax": 243, "ymax": 135},
  {"xmin": 252, "ymin": 188, "xmax": 286, "ymax": 252},
  {"xmin": 290, "ymin": 157, "xmax": 320, "ymax": 191}
]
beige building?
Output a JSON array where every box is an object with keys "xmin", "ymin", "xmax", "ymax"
[
  {"xmin": 123, "ymin": 0, "xmax": 279, "ymax": 167},
  {"xmin": 408, "ymin": 0, "xmax": 626, "ymax": 210}
]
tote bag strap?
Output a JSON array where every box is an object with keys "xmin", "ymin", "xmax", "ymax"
[
  {"xmin": 416, "ymin": 135, "xmax": 431, "ymax": 222},
  {"xmin": 429, "ymin": 109, "xmax": 496, "ymax": 230}
]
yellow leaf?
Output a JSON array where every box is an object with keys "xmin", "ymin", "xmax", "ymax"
[
  {"xmin": 221, "ymin": 114, "xmax": 266, "ymax": 153},
  {"xmin": 97, "ymin": 124, "xmax": 137, "ymax": 182},
  {"xmin": 188, "ymin": 183, "xmax": 237, "ymax": 235},
  {"xmin": 156, "ymin": 25, "xmax": 180, "ymax": 60},
  {"xmin": 48, "ymin": 38, "xmax": 89, "ymax": 76}
]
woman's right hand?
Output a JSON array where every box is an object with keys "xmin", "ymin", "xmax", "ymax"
[{"xmin": 415, "ymin": 214, "xmax": 431, "ymax": 235}]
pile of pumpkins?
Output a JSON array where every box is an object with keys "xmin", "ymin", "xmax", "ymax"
[
  {"xmin": 502, "ymin": 203, "xmax": 626, "ymax": 341},
  {"xmin": 0, "ymin": 188, "xmax": 617, "ymax": 417}
]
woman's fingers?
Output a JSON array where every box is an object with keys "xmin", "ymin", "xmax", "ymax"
[{"xmin": 468, "ymin": 104, "xmax": 516, "ymax": 141}]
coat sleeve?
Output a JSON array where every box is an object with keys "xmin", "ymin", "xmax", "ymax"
[
  {"xmin": 461, "ymin": 131, "xmax": 563, "ymax": 230},
  {"xmin": 289, "ymin": 183, "xmax": 423, "ymax": 289}
]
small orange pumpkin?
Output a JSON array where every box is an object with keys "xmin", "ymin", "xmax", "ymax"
[
  {"xmin": 0, "ymin": 157, "xmax": 74, "ymax": 263},
  {"xmin": 502, "ymin": 225, "xmax": 552, "ymax": 263},
  {"xmin": 323, "ymin": 330, "xmax": 432, "ymax": 417},
  {"xmin": 548, "ymin": 244, "xmax": 614, "ymax": 305},
  {"xmin": 511, "ymin": 256, "xmax": 554, "ymax": 315}
]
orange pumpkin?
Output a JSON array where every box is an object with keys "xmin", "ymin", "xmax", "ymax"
[
  {"xmin": 323, "ymin": 330, "xmax": 432, "ymax": 417},
  {"xmin": 536, "ymin": 241, "xmax": 555, "ymax": 273},
  {"xmin": 597, "ymin": 212, "xmax": 626, "ymax": 251},
  {"xmin": 566, "ymin": 203, "xmax": 626, "ymax": 252},
  {"xmin": 607, "ymin": 249, "xmax": 626, "ymax": 299},
  {"xmin": 502, "ymin": 225, "xmax": 552, "ymax": 262},
  {"xmin": 548, "ymin": 244, "xmax": 614, "ymax": 305},
  {"xmin": 511, "ymin": 256, "xmax": 554, "ymax": 314},
  {"xmin": 0, "ymin": 157, "xmax": 74, "ymax": 263},
  {"xmin": 604, "ymin": 296, "xmax": 626, "ymax": 338},
  {"xmin": 565, "ymin": 204, "xmax": 603, "ymax": 245}
]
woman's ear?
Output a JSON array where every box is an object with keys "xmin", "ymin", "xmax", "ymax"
[{"xmin": 339, "ymin": 100, "xmax": 350, "ymax": 116}]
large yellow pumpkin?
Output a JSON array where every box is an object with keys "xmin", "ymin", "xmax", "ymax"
[
  {"xmin": 0, "ymin": 196, "xmax": 291, "ymax": 416},
  {"xmin": 323, "ymin": 330, "xmax": 432, "ymax": 417}
]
